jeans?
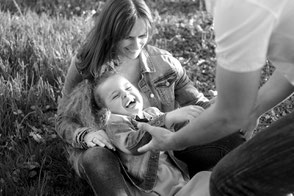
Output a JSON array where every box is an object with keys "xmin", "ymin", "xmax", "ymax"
[
  {"xmin": 210, "ymin": 112, "xmax": 294, "ymax": 196},
  {"xmin": 77, "ymin": 147, "xmax": 131, "ymax": 196},
  {"xmin": 76, "ymin": 132, "xmax": 244, "ymax": 196},
  {"xmin": 174, "ymin": 131, "xmax": 245, "ymax": 177}
]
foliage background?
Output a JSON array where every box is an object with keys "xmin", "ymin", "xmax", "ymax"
[{"xmin": 0, "ymin": 0, "xmax": 293, "ymax": 195}]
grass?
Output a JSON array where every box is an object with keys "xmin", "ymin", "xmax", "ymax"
[
  {"xmin": 0, "ymin": 10, "xmax": 93, "ymax": 195},
  {"xmin": 0, "ymin": 1, "xmax": 293, "ymax": 195}
]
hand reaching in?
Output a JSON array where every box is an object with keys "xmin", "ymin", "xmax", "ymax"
[
  {"xmin": 137, "ymin": 123, "xmax": 180, "ymax": 153},
  {"xmin": 165, "ymin": 105, "xmax": 204, "ymax": 128}
]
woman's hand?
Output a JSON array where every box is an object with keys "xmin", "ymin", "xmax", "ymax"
[
  {"xmin": 84, "ymin": 130, "xmax": 116, "ymax": 151},
  {"xmin": 165, "ymin": 105, "xmax": 204, "ymax": 128}
]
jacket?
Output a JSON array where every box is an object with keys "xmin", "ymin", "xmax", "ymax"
[{"xmin": 106, "ymin": 107, "xmax": 190, "ymax": 192}]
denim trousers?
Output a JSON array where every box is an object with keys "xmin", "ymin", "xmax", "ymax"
[
  {"xmin": 210, "ymin": 111, "xmax": 294, "ymax": 196},
  {"xmin": 174, "ymin": 131, "xmax": 245, "ymax": 177},
  {"xmin": 76, "ymin": 132, "xmax": 244, "ymax": 196}
]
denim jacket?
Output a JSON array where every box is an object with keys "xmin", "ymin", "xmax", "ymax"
[
  {"xmin": 55, "ymin": 45, "xmax": 210, "ymax": 173},
  {"xmin": 137, "ymin": 45, "xmax": 210, "ymax": 113},
  {"xmin": 106, "ymin": 107, "xmax": 189, "ymax": 192}
]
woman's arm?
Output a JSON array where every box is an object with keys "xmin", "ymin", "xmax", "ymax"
[
  {"xmin": 56, "ymin": 56, "xmax": 84, "ymax": 148},
  {"xmin": 170, "ymin": 56, "xmax": 211, "ymax": 109},
  {"xmin": 62, "ymin": 55, "xmax": 84, "ymax": 97},
  {"xmin": 56, "ymin": 79, "xmax": 114, "ymax": 150},
  {"xmin": 55, "ymin": 108, "xmax": 86, "ymax": 148}
]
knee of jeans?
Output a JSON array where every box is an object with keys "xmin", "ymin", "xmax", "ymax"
[
  {"xmin": 80, "ymin": 147, "xmax": 120, "ymax": 174},
  {"xmin": 210, "ymin": 157, "xmax": 232, "ymax": 188},
  {"xmin": 210, "ymin": 165, "xmax": 220, "ymax": 187},
  {"xmin": 210, "ymin": 164, "xmax": 229, "ymax": 196}
]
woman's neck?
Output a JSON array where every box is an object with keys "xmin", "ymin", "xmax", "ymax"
[
  {"xmin": 116, "ymin": 58, "xmax": 141, "ymax": 85},
  {"xmin": 118, "ymin": 56, "xmax": 139, "ymax": 68}
]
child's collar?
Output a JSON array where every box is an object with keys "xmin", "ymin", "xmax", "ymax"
[{"xmin": 133, "ymin": 111, "xmax": 153, "ymax": 122}]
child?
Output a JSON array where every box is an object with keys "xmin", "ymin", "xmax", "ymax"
[{"xmin": 92, "ymin": 71, "xmax": 211, "ymax": 196}]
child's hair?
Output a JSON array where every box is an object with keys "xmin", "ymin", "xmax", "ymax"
[
  {"xmin": 93, "ymin": 70, "xmax": 119, "ymax": 109},
  {"xmin": 58, "ymin": 80, "xmax": 110, "ymax": 131},
  {"xmin": 57, "ymin": 79, "xmax": 110, "ymax": 177}
]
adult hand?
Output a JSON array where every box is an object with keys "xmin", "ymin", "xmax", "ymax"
[
  {"xmin": 137, "ymin": 123, "xmax": 178, "ymax": 153},
  {"xmin": 208, "ymin": 90, "xmax": 217, "ymax": 105},
  {"xmin": 165, "ymin": 105, "xmax": 204, "ymax": 128},
  {"xmin": 84, "ymin": 129, "xmax": 116, "ymax": 151}
]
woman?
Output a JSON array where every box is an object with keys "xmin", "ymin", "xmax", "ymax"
[
  {"xmin": 61, "ymin": 72, "xmax": 210, "ymax": 196},
  {"xmin": 56, "ymin": 0, "xmax": 244, "ymax": 195},
  {"xmin": 137, "ymin": 0, "xmax": 294, "ymax": 195}
]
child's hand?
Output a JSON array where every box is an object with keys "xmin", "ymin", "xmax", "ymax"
[
  {"xmin": 165, "ymin": 105, "xmax": 204, "ymax": 128},
  {"xmin": 84, "ymin": 129, "xmax": 116, "ymax": 151}
]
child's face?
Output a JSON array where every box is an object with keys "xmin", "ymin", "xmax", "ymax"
[{"xmin": 95, "ymin": 75, "xmax": 144, "ymax": 116}]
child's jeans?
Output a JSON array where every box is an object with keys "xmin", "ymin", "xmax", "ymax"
[
  {"xmin": 76, "ymin": 132, "xmax": 244, "ymax": 196},
  {"xmin": 77, "ymin": 147, "xmax": 131, "ymax": 196},
  {"xmin": 210, "ymin": 111, "xmax": 294, "ymax": 196}
]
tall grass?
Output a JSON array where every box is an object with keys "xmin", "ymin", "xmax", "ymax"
[{"xmin": 0, "ymin": 10, "xmax": 93, "ymax": 195}]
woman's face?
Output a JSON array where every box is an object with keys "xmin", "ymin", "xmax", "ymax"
[{"xmin": 117, "ymin": 18, "xmax": 149, "ymax": 60}]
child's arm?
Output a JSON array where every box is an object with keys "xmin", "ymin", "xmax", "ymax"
[{"xmin": 106, "ymin": 121, "xmax": 153, "ymax": 155}]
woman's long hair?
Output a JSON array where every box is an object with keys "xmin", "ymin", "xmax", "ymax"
[{"xmin": 76, "ymin": 0, "xmax": 153, "ymax": 78}]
